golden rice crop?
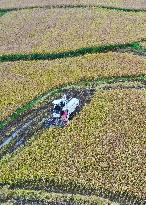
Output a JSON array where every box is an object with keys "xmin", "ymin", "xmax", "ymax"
[
  {"xmin": 0, "ymin": 0, "xmax": 145, "ymax": 9},
  {"xmin": 0, "ymin": 90, "xmax": 145, "ymax": 198},
  {"xmin": 140, "ymin": 41, "xmax": 146, "ymax": 49},
  {"xmin": 0, "ymin": 52, "xmax": 145, "ymax": 121},
  {"xmin": 0, "ymin": 8, "xmax": 145, "ymax": 54}
]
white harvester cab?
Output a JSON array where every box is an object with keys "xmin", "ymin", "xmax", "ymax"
[{"xmin": 52, "ymin": 94, "xmax": 79, "ymax": 119}]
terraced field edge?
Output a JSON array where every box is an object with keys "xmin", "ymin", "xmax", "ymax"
[
  {"xmin": 0, "ymin": 4, "xmax": 146, "ymax": 13},
  {"xmin": 0, "ymin": 177, "xmax": 144, "ymax": 205},
  {"xmin": 0, "ymin": 40, "xmax": 145, "ymax": 62},
  {"xmin": 0, "ymin": 74, "xmax": 145, "ymax": 131},
  {"xmin": 0, "ymin": 186, "xmax": 115, "ymax": 205}
]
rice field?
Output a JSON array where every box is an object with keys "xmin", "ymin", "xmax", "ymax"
[
  {"xmin": 0, "ymin": 8, "xmax": 145, "ymax": 55},
  {"xmin": 0, "ymin": 0, "xmax": 145, "ymax": 10},
  {"xmin": 0, "ymin": 52, "xmax": 145, "ymax": 121},
  {"xmin": 0, "ymin": 90, "xmax": 145, "ymax": 199},
  {"xmin": 140, "ymin": 41, "xmax": 146, "ymax": 49},
  {"xmin": 0, "ymin": 1, "xmax": 145, "ymax": 204}
]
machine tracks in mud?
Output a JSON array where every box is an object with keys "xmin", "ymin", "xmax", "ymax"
[
  {"xmin": 0, "ymin": 88, "xmax": 96, "ymax": 158},
  {"xmin": 0, "ymin": 80, "xmax": 145, "ymax": 159},
  {"xmin": 0, "ymin": 81, "xmax": 145, "ymax": 205}
]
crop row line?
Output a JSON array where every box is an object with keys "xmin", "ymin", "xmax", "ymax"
[
  {"xmin": 0, "ymin": 186, "xmax": 114, "ymax": 205},
  {"xmin": 0, "ymin": 4, "xmax": 146, "ymax": 15},
  {"xmin": 0, "ymin": 74, "xmax": 145, "ymax": 131},
  {"xmin": 0, "ymin": 40, "xmax": 146, "ymax": 63},
  {"xmin": 0, "ymin": 177, "xmax": 144, "ymax": 205}
]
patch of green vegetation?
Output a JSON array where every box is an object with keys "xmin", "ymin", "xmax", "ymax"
[
  {"xmin": 0, "ymin": 202, "xmax": 13, "ymax": 205},
  {"xmin": 0, "ymin": 5, "xmax": 146, "ymax": 13},
  {"xmin": 0, "ymin": 186, "xmax": 115, "ymax": 205},
  {"xmin": 130, "ymin": 42, "xmax": 146, "ymax": 56},
  {"xmin": 98, "ymin": 5, "xmax": 146, "ymax": 13},
  {"xmin": 0, "ymin": 10, "xmax": 8, "ymax": 17},
  {"xmin": 0, "ymin": 40, "xmax": 145, "ymax": 62},
  {"xmin": 131, "ymin": 42, "xmax": 143, "ymax": 50}
]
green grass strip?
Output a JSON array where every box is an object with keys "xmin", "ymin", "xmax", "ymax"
[
  {"xmin": 0, "ymin": 4, "xmax": 146, "ymax": 13},
  {"xmin": 0, "ymin": 177, "xmax": 144, "ymax": 205},
  {"xmin": 0, "ymin": 10, "xmax": 8, "ymax": 17},
  {"xmin": 0, "ymin": 40, "xmax": 146, "ymax": 63},
  {"xmin": 98, "ymin": 5, "xmax": 146, "ymax": 12},
  {"xmin": 131, "ymin": 42, "xmax": 146, "ymax": 56},
  {"xmin": 0, "ymin": 74, "xmax": 145, "ymax": 131},
  {"xmin": 0, "ymin": 186, "xmax": 112, "ymax": 205}
]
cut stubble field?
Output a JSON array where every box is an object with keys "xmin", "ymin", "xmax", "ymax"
[{"xmin": 0, "ymin": 7, "xmax": 145, "ymax": 55}]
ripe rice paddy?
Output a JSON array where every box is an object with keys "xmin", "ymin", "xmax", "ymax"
[
  {"xmin": 0, "ymin": 2, "xmax": 145, "ymax": 205},
  {"xmin": 0, "ymin": 52, "xmax": 145, "ymax": 121},
  {"xmin": 0, "ymin": 90, "xmax": 145, "ymax": 200},
  {"xmin": 0, "ymin": 7, "xmax": 145, "ymax": 55}
]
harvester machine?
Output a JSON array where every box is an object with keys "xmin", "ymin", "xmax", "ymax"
[{"xmin": 43, "ymin": 94, "xmax": 79, "ymax": 128}]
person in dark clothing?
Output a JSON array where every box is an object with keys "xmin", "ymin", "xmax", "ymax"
[
  {"xmin": 54, "ymin": 105, "xmax": 61, "ymax": 113},
  {"xmin": 60, "ymin": 101, "xmax": 65, "ymax": 108}
]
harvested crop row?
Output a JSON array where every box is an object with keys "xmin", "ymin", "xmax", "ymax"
[
  {"xmin": 0, "ymin": 8, "xmax": 145, "ymax": 55},
  {"xmin": 0, "ymin": 90, "xmax": 145, "ymax": 199},
  {"xmin": 0, "ymin": 52, "xmax": 145, "ymax": 121},
  {"xmin": 0, "ymin": 187, "xmax": 118, "ymax": 205},
  {"xmin": 0, "ymin": 0, "xmax": 145, "ymax": 10}
]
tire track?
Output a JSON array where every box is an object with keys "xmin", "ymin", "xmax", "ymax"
[{"xmin": 0, "ymin": 80, "xmax": 145, "ymax": 158}]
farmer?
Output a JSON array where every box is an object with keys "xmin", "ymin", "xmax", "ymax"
[
  {"xmin": 60, "ymin": 94, "xmax": 66, "ymax": 108},
  {"xmin": 61, "ymin": 110, "xmax": 69, "ymax": 125}
]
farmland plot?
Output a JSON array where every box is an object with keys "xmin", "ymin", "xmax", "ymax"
[
  {"xmin": 0, "ymin": 1, "xmax": 145, "ymax": 203},
  {"xmin": 0, "ymin": 0, "xmax": 145, "ymax": 9},
  {"xmin": 0, "ymin": 90, "xmax": 145, "ymax": 199},
  {"xmin": 0, "ymin": 52, "xmax": 145, "ymax": 121},
  {"xmin": 140, "ymin": 41, "xmax": 146, "ymax": 49},
  {"xmin": 0, "ymin": 8, "xmax": 145, "ymax": 54}
]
